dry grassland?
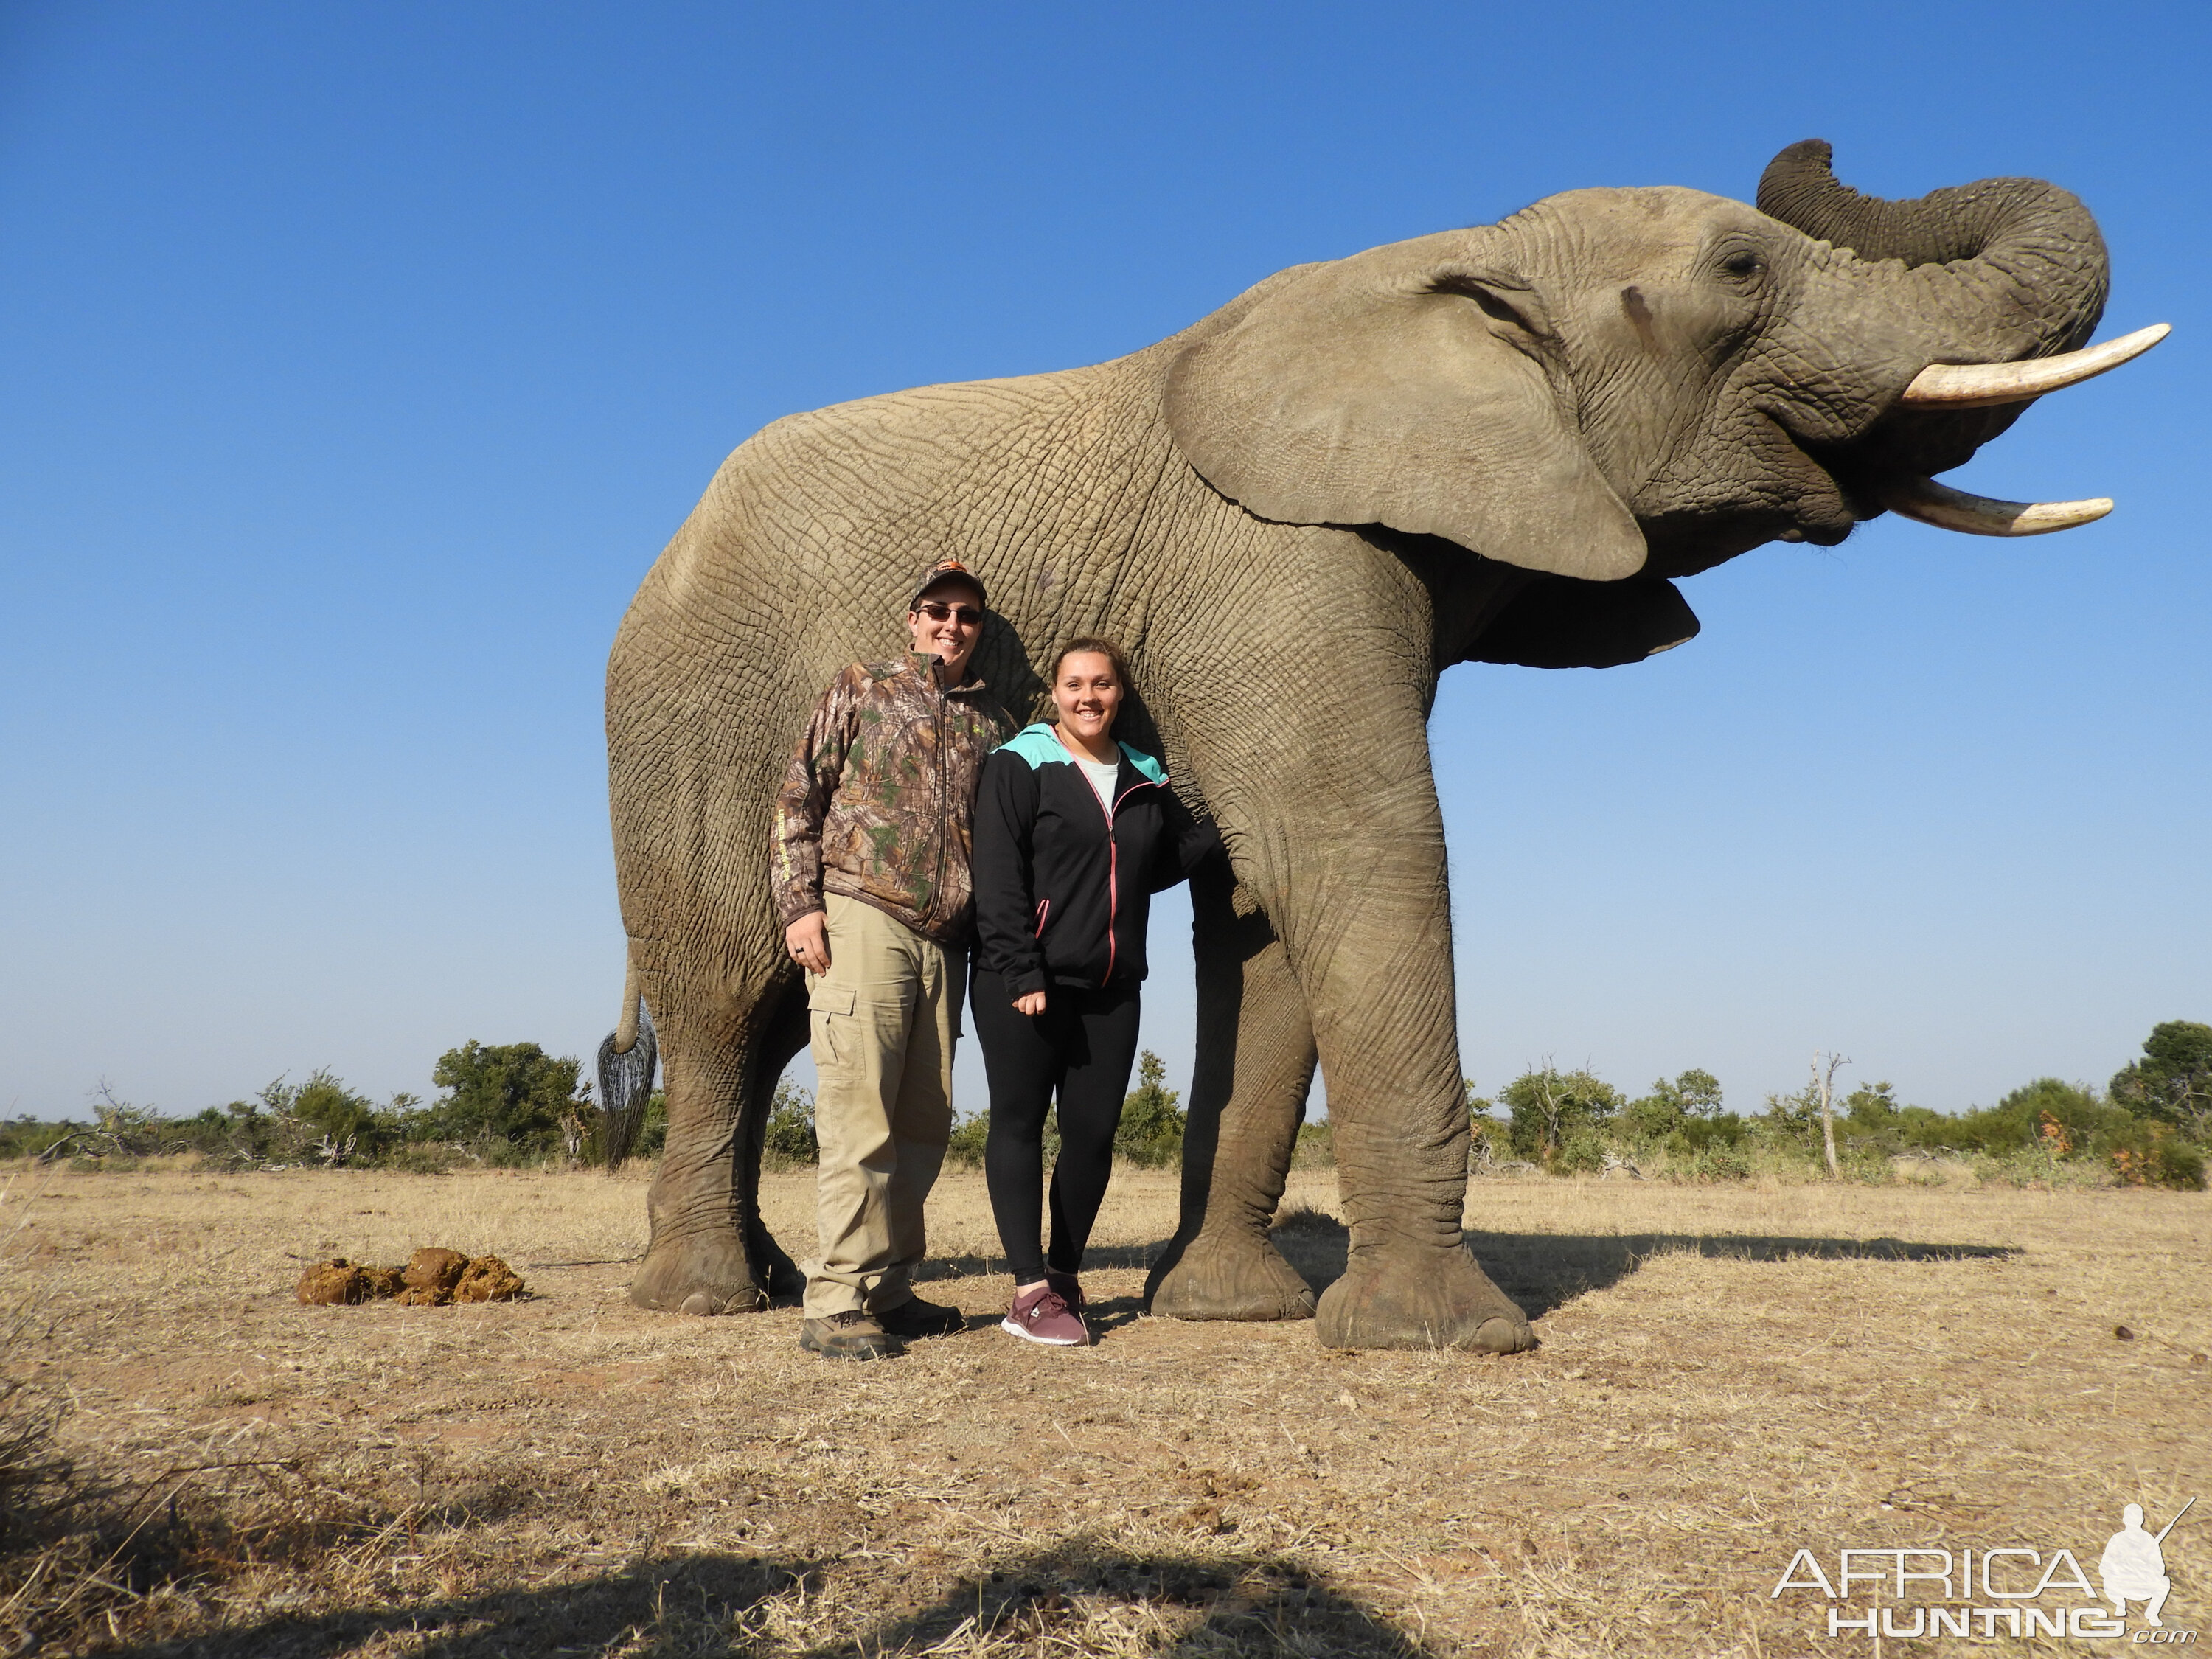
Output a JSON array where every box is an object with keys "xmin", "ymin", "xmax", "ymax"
[{"xmin": 4, "ymin": 1163, "xmax": 2208, "ymax": 1657}]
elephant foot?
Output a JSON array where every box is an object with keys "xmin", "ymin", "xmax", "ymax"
[
  {"xmin": 744, "ymin": 1218, "xmax": 807, "ymax": 1301},
  {"xmin": 1315, "ymin": 1242, "xmax": 1534, "ymax": 1353},
  {"xmin": 1147, "ymin": 1227, "xmax": 1316, "ymax": 1321},
  {"xmin": 628, "ymin": 1228, "xmax": 770, "ymax": 1315}
]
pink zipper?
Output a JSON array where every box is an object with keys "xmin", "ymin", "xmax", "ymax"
[
  {"xmin": 1033, "ymin": 898, "xmax": 1049, "ymax": 936},
  {"xmin": 1094, "ymin": 774, "xmax": 1161, "ymax": 987}
]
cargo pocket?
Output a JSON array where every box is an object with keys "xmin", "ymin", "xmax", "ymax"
[{"xmin": 807, "ymin": 981, "xmax": 858, "ymax": 1074}]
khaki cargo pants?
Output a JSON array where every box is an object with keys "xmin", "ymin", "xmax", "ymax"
[{"xmin": 802, "ymin": 892, "xmax": 963, "ymax": 1319}]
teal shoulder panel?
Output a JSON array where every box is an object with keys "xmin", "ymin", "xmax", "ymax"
[
  {"xmin": 999, "ymin": 725, "xmax": 1071, "ymax": 769},
  {"xmin": 1116, "ymin": 742, "xmax": 1168, "ymax": 785}
]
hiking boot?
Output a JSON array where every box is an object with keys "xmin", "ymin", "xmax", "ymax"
[
  {"xmin": 799, "ymin": 1310, "xmax": 904, "ymax": 1360},
  {"xmin": 1000, "ymin": 1284, "xmax": 1087, "ymax": 1347},
  {"xmin": 874, "ymin": 1293, "xmax": 966, "ymax": 1339},
  {"xmin": 1043, "ymin": 1269, "xmax": 1087, "ymax": 1315}
]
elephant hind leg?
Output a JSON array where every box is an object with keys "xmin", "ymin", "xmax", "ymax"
[
  {"xmin": 630, "ymin": 972, "xmax": 805, "ymax": 1315},
  {"xmin": 1145, "ymin": 866, "xmax": 1319, "ymax": 1322},
  {"xmin": 740, "ymin": 983, "xmax": 810, "ymax": 1300}
]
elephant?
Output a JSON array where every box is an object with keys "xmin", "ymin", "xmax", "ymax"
[{"xmin": 604, "ymin": 139, "xmax": 2162, "ymax": 1349}]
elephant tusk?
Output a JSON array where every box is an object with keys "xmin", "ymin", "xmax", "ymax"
[
  {"xmin": 1899, "ymin": 323, "xmax": 2169, "ymax": 409},
  {"xmin": 1877, "ymin": 476, "xmax": 2112, "ymax": 536}
]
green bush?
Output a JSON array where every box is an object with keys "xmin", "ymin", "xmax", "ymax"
[
  {"xmin": 1115, "ymin": 1051, "xmax": 1184, "ymax": 1168},
  {"xmin": 2103, "ymin": 1119, "xmax": 2207, "ymax": 1191},
  {"xmin": 762, "ymin": 1081, "xmax": 817, "ymax": 1166},
  {"xmin": 1622, "ymin": 1068, "xmax": 1723, "ymax": 1141},
  {"xmin": 633, "ymin": 1090, "xmax": 667, "ymax": 1161},
  {"xmin": 1554, "ymin": 1126, "xmax": 1607, "ymax": 1174},
  {"xmin": 421, "ymin": 1041, "xmax": 586, "ymax": 1151},
  {"xmin": 0, "ymin": 1118, "xmax": 77, "ymax": 1161},
  {"xmin": 1293, "ymin": 1118, "xmax": 1334, "ymax": 1169},
  {"xmin": 1500, "ymin": 1066, "xmax": 1622, "ymax": 1164},
  {"xmin": 945, "ymin": 1110, "xmax": 991, "ymax": 1169},
  {"xmin": 1695, "ymin": 1144, "xmax": 1753, "ymax": 1180},
  {"xmin": 2110, "ymin": 1020, "xmax": 2212, "ymax": 1135}
]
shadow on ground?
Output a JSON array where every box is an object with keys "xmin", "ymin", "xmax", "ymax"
[
  {"xmin": 921, "ymin": 1222, "xmax": 2014, "ymax": 1329},
  {"xmin": 113, "ymin": 1539, "xmax": 1433, "ymax": 1658},
  {"xmin": 1262, "ymin": 1214, "xmax": 2019, "ymax": 1321}
]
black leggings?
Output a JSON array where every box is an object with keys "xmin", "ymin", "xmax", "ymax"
[{"xmin": 971, "ymin": 970, "xmax": 1144, "ymax": 1285}]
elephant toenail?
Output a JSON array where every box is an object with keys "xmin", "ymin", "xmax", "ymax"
[
  {"xmin": 679, "ymin": 1292, "xmax": 717, "ymax": 1317},
  {"xmin": 1475, "ymin": 1317, "xmax": 1532, "ymax": 1354}
]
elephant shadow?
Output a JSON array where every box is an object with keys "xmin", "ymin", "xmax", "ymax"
[
  {"xmin": 113, "ymin": 1540, "xmax": 1439, "ymax": 1658},
  {"xmin": 1263, "ymin": 1212, "xmax": 2019, "ymax": 1322},
  {"xmin": 918, "ymin": 1216, "xmax": 2014, "ymax": 1332}
]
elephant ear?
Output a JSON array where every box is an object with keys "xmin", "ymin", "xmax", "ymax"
[{"xmin": 1164, "ymin": 240, "xmax": 1646, "ymax": 582}]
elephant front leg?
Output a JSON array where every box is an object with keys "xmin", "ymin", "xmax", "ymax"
[
  {"xmin": 1145, "ymin": 862, "xmax": 1318, "ymax": 1321},
  {"xmin": 1295, "ymin": 823, "xmax": 1533, "ymax": 1354}
]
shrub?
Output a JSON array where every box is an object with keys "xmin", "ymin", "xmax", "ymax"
[
  {"xmin": 1555, "ymin": 1126, "xmax": 1607, "ymax": 1174},
  {"xmin": 1622, "ymin": 1069, "xmax": 1723, "ymax": 1141},
  {"xmin": 0, "ymin": 1119, "xmax": 75, "ymax": 1161},
  {"xmin": 945, "ymin": 1110, "xmax": 991, "ymax": 1169},
  {"xmin": 2110, "ymin": 1020, "xmax": 2212, "ymax": 1135},
  {"xmin": 1115, "ymin": 1051, "xmax": 1184, "ymax": 1168},
  {"xmin": 1691, "ymin": 1144, "xmax": 1752, "ymax": 1181},
  {"xmin": 1293, "ymin": 1118, "xmax": 1334, "ymax": 1168},
  {"xmin": 421, "ymin": 1041, "xmax": 587, "ymax": 1151},
  {"xmin": 633, "ymin": 1090, "xmax": 667, "ymax": 1161},
  {"xmin": 762, "ymin": 1082, "xmax": 817, "ymax": 1166},
  {"xmin": 2104, "ymin": 1120, "xmax": 2208, "ymax": 1191},
  {"xmin": 1499, "ymin": 1066, "xmax": 1622, "ymax": 1164}
]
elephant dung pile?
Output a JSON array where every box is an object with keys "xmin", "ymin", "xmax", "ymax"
[{"xmin": 295, "ymin": 1245, "xmax": 524, "ymax": 1307}]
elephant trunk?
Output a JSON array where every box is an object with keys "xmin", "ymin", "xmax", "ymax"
[
  {"xmin": 1757, "ymin": 139, "xmax": 2138, "ymax": 515},
  {"xmin": 1757, "ymin": 138, "xmax": 2107, "ymax": 361}
]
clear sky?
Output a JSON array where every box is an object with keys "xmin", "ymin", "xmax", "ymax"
[{"xmin": 2, "ymin": 1, "xmax": 2204, "ymax": 1123}]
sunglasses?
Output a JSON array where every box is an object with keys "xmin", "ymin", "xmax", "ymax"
[{"xmin": 914, "ymin": 601, "xmax": 984, "ymax": 626}]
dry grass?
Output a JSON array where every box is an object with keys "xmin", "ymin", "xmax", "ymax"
[{"xmin": 2, "ymin": 1161, "xmax": 2207, "ymax": 1656}]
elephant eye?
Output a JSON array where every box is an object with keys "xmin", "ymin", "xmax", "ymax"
[{"xmin": 1719, "ymin": 251, "xmax": 1764, "ymax": 279}]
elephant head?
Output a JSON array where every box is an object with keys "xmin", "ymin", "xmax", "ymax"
[{"xmin": 1166, "ymin": 140, "xmax": 2163, "ymax": 590}]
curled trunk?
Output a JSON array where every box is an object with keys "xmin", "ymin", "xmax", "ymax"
[
  {"xmin": 1759, "ymin": 139, "xmax": 2112, "ymax": 487},
  {"xmin": 1758, "ymin": 138, "xmax": 2107, "ymax": 357}
]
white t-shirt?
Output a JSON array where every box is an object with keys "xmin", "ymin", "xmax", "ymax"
[{"xmin": 1074, "ymin": 754, "xmax": 1120, "ymax": 813}]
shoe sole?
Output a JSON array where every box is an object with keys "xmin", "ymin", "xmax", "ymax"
[{"xmin": 998, "ymin": 1316, "xmax": 1086, "ymax": 1347}]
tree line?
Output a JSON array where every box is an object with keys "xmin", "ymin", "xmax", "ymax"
[
  {"xmin": 1469, "ymin": 1019, "xmax": 2208, "ymax": 1190},
  {"xmin": 5, "ymin": 1023, "xmax": 2204, "ymax": 1191}
]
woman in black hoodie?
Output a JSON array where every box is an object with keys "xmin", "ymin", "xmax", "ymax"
[{"xmin": 970, "ymin": 638, "xmax": 1217, "ymax": 1346}]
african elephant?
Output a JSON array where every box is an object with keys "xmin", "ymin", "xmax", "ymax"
[{"xmin": 605, "ymin": 140, "xmax": 2160, "ymax": 1349}]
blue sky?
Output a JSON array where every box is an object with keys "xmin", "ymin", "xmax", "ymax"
[{"xmin": 2, "ymin": 1, "xmax": 2204, "ymax": 1122}]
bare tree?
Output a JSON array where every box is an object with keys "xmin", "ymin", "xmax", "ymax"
[{"xmin": 1811, "ymin": 1051, "xmax": 1851, "ymax": 1178}]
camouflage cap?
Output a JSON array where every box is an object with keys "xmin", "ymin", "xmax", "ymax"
[{"xmin": 908, "ymin": 558, "xmax": 987, "ymax": 612}]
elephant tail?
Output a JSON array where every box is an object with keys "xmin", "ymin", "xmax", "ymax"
[
  {"xmin": 597, "ymin": 945, "xmax": 657, "ymax": 1170},
  {"xmin": 612, "ymin": 947, "xmax": 644, "ymax": 1054}
]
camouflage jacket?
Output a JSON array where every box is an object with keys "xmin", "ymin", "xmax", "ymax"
[{"xmin": 773, "ymin": 654, "xmax": 1017, "ymax": 944}]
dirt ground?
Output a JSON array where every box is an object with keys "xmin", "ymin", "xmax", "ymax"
[{"xmin": 4, "ymin": 1162, "xmax": 2208, "ymax": 1657}]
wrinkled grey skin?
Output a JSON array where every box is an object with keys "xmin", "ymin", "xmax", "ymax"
[{"xmin": 607, "ymin": 143, "xmax": 2109, "ymax": 1348}]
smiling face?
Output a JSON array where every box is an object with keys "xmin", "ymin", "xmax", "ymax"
[
  {"xmin": 1051, "ymin": 650, "xmax": 1122, "ymax": 748},
  {"xmin": 905, "ymin": 577, "xmax": 984, "ymax": 678}
]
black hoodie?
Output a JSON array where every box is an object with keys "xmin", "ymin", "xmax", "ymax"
[{"xmin": 972, "ymin": 723, "xmax": 1220, "ymax": 999}]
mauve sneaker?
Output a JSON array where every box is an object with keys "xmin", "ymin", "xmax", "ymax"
[
  {"xmin": 1000, "ymin": 1284, "xmax": 1087, "ymax": 1346},
  {"xmin": 1043, "ymin": 1269, "xmax": 1086, "ymax": 1316}
]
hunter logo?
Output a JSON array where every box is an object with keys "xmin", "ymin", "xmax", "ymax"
[{"xmin": 1771, "ymin": 1498, "xmax": 2196, "ymax": 1643}]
